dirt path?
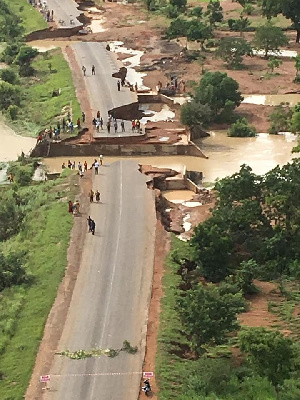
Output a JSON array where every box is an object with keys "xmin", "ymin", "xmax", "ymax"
[
  {"xmin": 25, "ymin": 171, "xmax": 92, "ymax": 400},
  {"xmin": 138, "ymin": 220, "xmax": 170, "ymax": 400}
]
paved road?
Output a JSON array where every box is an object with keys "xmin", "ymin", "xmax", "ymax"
[
  {"xmin": 71, "ymin": 42, "xmax": 139, "ymax": 138},
  {"xmin": 46, "ymin": 161, "xmax": 156, "ymax": 400},
  {"xmin": 44, "ymin": 0, "xmax": 82, "ymax": 29}
]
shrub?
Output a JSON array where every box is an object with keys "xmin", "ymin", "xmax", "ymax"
[
  {"xmin": 0, "ymin": 81, "xmax": 22, "ymax": 110},
  {"xmin": 228, "ymin": 118, "xmax": 256, "ymax": 137},
  {"xmin": 0, "ymin": 68, "xmax": 19, "ymax": 84},
  {"xmin": 7, "ymin": 105, "xmax": 19, "ymax": 120}
]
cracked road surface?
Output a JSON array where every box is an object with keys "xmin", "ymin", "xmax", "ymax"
[
  {"xmin": 46, "ymin": 160, "xmax": 156, "ymax": 400},
  {"xmin": 71, "ymin": 42, "xmax": 138, "ymax": 137}
]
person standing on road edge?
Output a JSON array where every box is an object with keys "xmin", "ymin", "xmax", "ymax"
[
  {"xmin": 92, "ymin": 65, "xmax": 96, "ymax": 75},
  {"xmin": 82, "ymin": 66, "xmax": 86, "ymax": 76},
  {"xmin": 82, "ymin": 111, "xmax": 85, "ymax": 123},
  {"xmin": 117, "ymin": 80, "xmax": 121, "ymax": 91},
  {"xmin": 121, "ymin": 120, "xmax": 125, "ymax": 132},
  {"xmin": 99, "ymin": 155, "xmax": 103, "ymax": 165},
  {"xmin": 90, "ymin": 219, "xmax": 96, "ymax": 235},
  {"xmin": 94, "ymin": 161, "xmax": 99, "ymax": 175},
  {"xmin": 89, "ymin": 190, "xmax": 94, "ymax": 203}
]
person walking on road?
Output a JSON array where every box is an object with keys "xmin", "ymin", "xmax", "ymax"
[
  {"xmin": 82, "ymin": 66, "xmax": 86, "ymax": 76},
  {"xmin": 92, "ymin": 65, "xmax": 96, "ymax": 75},
  {"xmin": 117, "ymin": 80, "xmax": 121, "ymax": 91},
  {"xmin": 97, "ymin": 110, "xmax": 100, "ymax": 119},
  {"xmin": 94, "ymin": 160, "xmax": 99, "ymax": 175},
  {"xmin": 89, "ymin": 189, "xmax": 94, "ymax": 203},
  {"xmin": 107, "ymin": 121, "xmax": 110, "ymax": 133},
  {"xmin": 95, "ymin": 190, "xmax": 100, "ymax": 202},
  {"xmin": 99, "ymin": 154, "xmax": 103, "ymax": 165},
  {"xmin": 114, "ymin": 120, "xmax": 118, "ymax": 134},
  {"xmin": 121, "ymin": 120, "xmax": 125, "ymax": 132},
  {"xmin": 90, "ymin": 219, "xmax": 96, "ymax": 235},
  {"xmin": 84, "ymin": 161, "xmax": 88, "ymax": 172},
  {"xmin": 82, "ymin": 111, "xmax": 85, "ymax": 123},
  {"xmin": 100, "ymin": 117, "xmax": 103, "ymax": 130},
  {"xmin": 87, "ymin": 216, "xmax": 93, "ymax": 232}
]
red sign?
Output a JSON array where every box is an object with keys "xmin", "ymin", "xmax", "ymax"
[
  {"xmin": 40, "ymin": 375, "xmax": 51, "ymax": 382},
  {"xmin": 143, "ymin": 372, "xmax": 154, "ymax": 378}
]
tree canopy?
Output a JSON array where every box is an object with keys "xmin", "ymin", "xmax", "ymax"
[{"xmin": 253, "ymin": 22, "xmax": 288, "ymax": 58}]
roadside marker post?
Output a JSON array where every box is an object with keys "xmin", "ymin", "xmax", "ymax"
[{"xmin": 40, "ymin": 374, "xmax": 51, "ymax": 391}]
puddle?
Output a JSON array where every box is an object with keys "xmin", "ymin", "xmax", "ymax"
[
  {"xmin": 109, "ymin": 41, "xmax": 149, "ymax": 91},
  {"xmin": 162, "ymin": 190, "xmax": 195, "ymax": 203},
  {"xmin": 139, "ymin": 104, "xmax": 175, "ymax": 123},
  {"xmin": 88, "ymin": 18, "xmax": 106, "ymax": 33},
  {"xmin": 182, "ymin": 201, "xmax": 202, "ymax": 207},
  {"xmin": 178, "ymin": 213, "xmax": 192, "ymax": 241},
  {"xmin": 253, "ymin": 49, "xmax": 298, "ymax": 58},
  {"xmin": 243, "ymin": 94, "xmax": 300, "ymax": 106}
]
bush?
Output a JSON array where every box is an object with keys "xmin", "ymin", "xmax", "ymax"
[
  {"xmin": 7, "ymin": 105, "xmax": 19, "ymax": 120},
  {"xmin": 268, "ymin": 103, "xmax": 292, "ymax": 134},
  {"xmin": 164, "ymin": 4, "xmax": 179, "ymax": 18},
  {"xmin": 0, "ymin": 81, "xmax": 22, "ymax": 110},
  {"xmin": 0, "ymin": 251, "xmax": 30, "ymax": 292},
  {"xmin": 228, "ymin": 118, "xmax": 256, "ymax": 137},
  {"xmin": 188, "ymin": 6, "xmax": 203, "ymax": 17},
  {"xmin": 165, "ymin": 17, "xmax": 189, "ymax": 39},
  {"xmin": 19, "ymin": 63, "xmax": 35, "ymax": 77},
  {"xmin": 0, "ymin": 68, "xmax": 19, "ymax": 84}
]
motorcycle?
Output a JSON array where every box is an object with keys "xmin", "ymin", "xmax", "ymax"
[{"xmin": 142, "ymin": 379, "xmax": 151, "ymax": 396}]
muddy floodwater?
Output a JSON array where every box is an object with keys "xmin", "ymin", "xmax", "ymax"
[
  {"xmin": 43, "ymin": 131, "xmax": 298, "ymax": 183},
  {"xmin": 0, "ymin": 119, "xmax": 36, "ymax": 162}
]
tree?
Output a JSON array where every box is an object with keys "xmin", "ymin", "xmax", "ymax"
[
  {"xmin": 290, "ymin": 111, "xmax": 300, "ymax": 133},
  {"xmin": 235, "ymin": 259, "xmax": 258, "ymax": 294},
  {"xmin": 188, "ymin": 6, "xmax": 203, "ymax": 17},
  {"xmin": 228, "ymin": 16, "xmax": 250, "ymax": 37},
  {"xmin": 239, "ymin": 328, "xmax": 295, "ymax": 393},
  {"xmin": 217, "ymin": 37, "xmax": 252, "ymax": 69},
  {"xmin": 170, "ymin": 0, "xmax": 187, "ymax": 12},
  {"xmin": 165, "ymin": 17, "xmax": 189, "ymax": 39},
  {"xmin": 268, "ymin": 103, "xmax": 292, "ymax": 134},
  {"xmin": 181, "ymin": 101, "xmax": 213, "ymax": 127},
  {"xmin": 191, "ymin": 218, "xmax": 234, "ymax": 282},
  {"xmin": 280, "ymin": 0, "xmax": 300, "ymax": 43},
  {"xmin": 267, "ymin": 57, "xmax": 282, "ymax": 73},
  {"xmin": 261, "ymin": 0, "xmax": 282, "ymax": 20},
  {"xmin": 15, "ymin": 46, "xmax": 38, "ymax": 65},
  {"xmin": 0, "ymin": 81, "xmax": 22, "ymax": 110},
  {"xmin": 253, "ymin": 22, "xmax": 288, "ymax": 58},
  {"xmin": 178, "ymin": 284, "xmax": 245, "ymax": 352},
  {"xmin": 0, "ymin": 251, "xmax": 30, "ymax": 291},
  {"xmin": 205, "ymin": 0, "xmax": 223, "ymax": 27},
  {"xmin": 228, "ymin": 117, "xmax": 256, "ymax": 137},
  {"xmin": 193, "ymin": 71, "xmax": 243, "ymax": 120},
  {"xmin": 294, "ymin": 54, "xmax": 300, "ymax": 82},
  {"xmin": 186, "ymin": 20, "xmax": 212, "ymax": 43}
]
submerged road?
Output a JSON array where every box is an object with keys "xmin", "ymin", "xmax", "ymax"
[{"xmin": 46, "ymin": 160, "xmax": 156, "ymax": 400}]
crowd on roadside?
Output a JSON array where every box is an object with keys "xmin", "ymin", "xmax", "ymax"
[
  {"xmin": 28, "ymin": 0, "xmax": 54, "ymax": 22},
  {"xmin": 36, "ymin": 112, "xmax": 85, "ymax": 144},
  {"xmin": 92, "ymin": 110, "xmax": 143, "ymax": 134}
]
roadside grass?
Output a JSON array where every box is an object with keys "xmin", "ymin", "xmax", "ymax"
[
  {"xmin": 0, "ymin": 169, "xmax": 78, "ymax": 399},
  {"xmin": 3, "ymin": 0, "xmax": 47, "ymax": 34},
  {"xmin": 14, "ymin": 48, "xmax": 81, "ymax": 137}
]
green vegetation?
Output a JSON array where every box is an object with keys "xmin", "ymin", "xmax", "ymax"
[
  {"xmin": 216, "ymin": 37, "xmax": 252, "ymax": 69},
  {"xmin": 228, "ymin": 117, "xmax": 256, "ymax": 137},
  {"xmin": 181, "ymin": 71, "xmax": 243, "ymax": 129},
  {"xmin": 253, "ymin": 22, "xmax": 288, "ymax": 58},
  {"xmin": 157, "ymin": 160, "xmax": 300, "ymax": 399},
  {"xmin": 0, "ymin": 159, "xmax": 77, "ymax": 399},
  {"xmin": 18, "ymin": 48, "xmax": 81, "ymax": 136},
  {"xmin": 2, "ymin": 0, "xmax": 47, "ymax": 34}
]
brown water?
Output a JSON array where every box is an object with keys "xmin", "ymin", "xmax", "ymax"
[
  {"xmin": 28, "ymin": 40, "xmax": 77, "ymax": 52},
  {"xmin": 43, "ymin": 131, "xmax": 298, "ymax": 182},
  {"xmin": 0, "ymin": 119, "xmax": 36, "ymax": 162}
]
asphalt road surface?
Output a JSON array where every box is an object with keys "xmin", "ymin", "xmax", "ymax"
[
  {"xmin": 71, "ymin": 42, "xmax": 138, "ymax": 137},
  {"xmin": 44, "ymin": 0, "xmax": 82, "ymax": 29},
  {"xmin": 46, "ymin": 161, "xmax": 156, "ymax": 400}
]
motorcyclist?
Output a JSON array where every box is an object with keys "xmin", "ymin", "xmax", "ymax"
[{"xmin": 142, "ymin": 379, "xmax": 151, "ymax": 394}]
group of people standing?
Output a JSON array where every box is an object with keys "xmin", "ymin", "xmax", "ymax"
[{"xmin": 92, "ymin": 111, "xmax": 127, "ymax": 134}]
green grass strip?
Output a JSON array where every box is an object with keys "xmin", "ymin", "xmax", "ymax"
[
  {"xmin": 3, "ymin": 0, "xmax": 47, "ymax": 35},
  {"xmin": 0, "ymin": 171, "xmax": 77, "ymax": 399},
  {"xmin": 16, "ymin": 48, "xmax": 81, "ymax": 137}
]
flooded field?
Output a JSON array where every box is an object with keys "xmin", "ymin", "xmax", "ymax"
[{"xmin": 243, "ymin": 94, "xmax": 300, "ymax": 106}]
